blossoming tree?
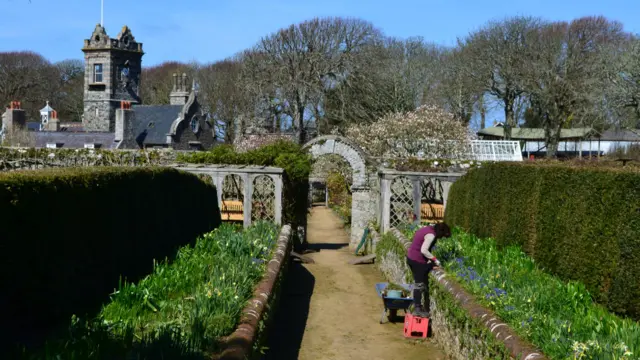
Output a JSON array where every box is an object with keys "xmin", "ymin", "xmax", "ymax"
[{"xmin": 345, "ymin": 105, "xmax": 470, "ymax": 159}]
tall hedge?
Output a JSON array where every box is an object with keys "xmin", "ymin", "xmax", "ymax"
[
  {"xmin": 445, "ymin": 162, "xmax": 640, "ymax": 320},
  {"xmin": 0, "ymin": 167, "xmax": 221, "ymax": 351}
]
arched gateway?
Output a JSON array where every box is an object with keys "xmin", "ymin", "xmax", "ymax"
[{"xmin": 304, "ymin": 135, "xmax": 376, "ymax": 247}]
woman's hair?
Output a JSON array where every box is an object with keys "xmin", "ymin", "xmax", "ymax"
[{"xmin": 434, "ymin": 223, "xmax": 451, "ymax": 239}]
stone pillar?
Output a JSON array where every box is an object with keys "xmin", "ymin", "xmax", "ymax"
[
  {"xmin": 243, "ymin": 174, "xmax": 252, "ymax": 228},
  {"xmin": 274, "ymin": 175, "xmax": 282, "ymax": 225},
  {"xmin": 350, "ymin": 186, "xmax": 376, "ymax": 248},
  {"xmin": 412, "ymin": 177, "xmax": 422, "ymax": 226},
  {"xmin": 442, "ymin": 181, "xmax": 453, "ymax": 210},
  {"xmin": 380, "ymin": 177, "xmax": 391, "ymax": 234}
]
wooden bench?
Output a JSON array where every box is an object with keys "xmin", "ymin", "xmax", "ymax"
[
  {"xmin": 221, "ymin": 200, "xmax": 243, "ymax": 221},
  {"xmin": 420, "ymin": 203, "xmax": 444, "ymax": 222}
]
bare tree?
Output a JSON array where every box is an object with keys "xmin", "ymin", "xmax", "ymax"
[
  {"xmin": 606, "ymin": 34, "xmax": 640, "ymax": 127},
  {"xmin": 196, "ymin": 57, "xmax": 250, "ymax": 143},
  {"xmin": 55, "ymin": 59, "xmax": 84, "ymax": 122},
  {"xmin": 139, "ymin": 61, "xmax": 193, "ymax": 105},
  {"xmin": 245, "ymin": 17, "xmax": 381, "ymax": 143},
  {"xmin": 461, "ymin": 16, "xmax": 543, "ymax": 139},
  {"xmin": 526, "ymin": 17, "xmax": 625, "ymax": 157},
  {"xmin": 0, "ymin": 51, "xmax": 59, "ymax": 119}
]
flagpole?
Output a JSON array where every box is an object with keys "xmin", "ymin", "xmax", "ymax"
[{"xmin": 101, "ymin": 0, "xmax": 104, "ymax": 26}]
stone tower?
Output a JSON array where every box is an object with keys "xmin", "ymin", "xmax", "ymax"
[{"xmin": 82, "ymin": 24, "xmax": 144, "ymax": 132}]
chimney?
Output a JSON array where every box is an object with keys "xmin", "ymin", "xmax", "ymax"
[
  {"xmin": 2, "ymin": 101, "xmax": 26, "ymax": 133},
  {"xmin": 47, "ymin": 110, "xmax": 60, "ymax": 131},
  {"xmin": 169, "ymin": 72, "xmax": 189, "ymax": 105},
  {"xmin": 2, "ymin": 101, "xmax": 27, "ymax": 146},
  {"xmin": 115, "ymin": 101, "xmax": 135, "ymax": 142}
]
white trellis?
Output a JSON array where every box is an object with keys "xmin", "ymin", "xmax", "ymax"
[
  {"xmin": 379, "ymin": 169, "xmax": 464, "ymax": 233},
  {"xmin": 173, "ymin": 164, "xmax": 283, "ymax": 227},
  {"xmin": 252, "ymin": 175, "xmax": 276, "ymax": 222}
]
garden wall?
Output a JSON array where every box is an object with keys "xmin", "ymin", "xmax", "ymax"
[
  {"xmin": 375, "ymin": 228, "xmax": 545, "ymax": 360},
  {"xmin": 218, "ymin": 224, "xmax": 293, "ymax": 360},
  {"xmin": 1, "ymin": 167, "xmax": 221, "ymax": 351},
  {"xmin": 445, "ymin": 162, "xmax": 640, "ymax": 320}
]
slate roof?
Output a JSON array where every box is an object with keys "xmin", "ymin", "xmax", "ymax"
[
  {"xmin": 478, "ymin": 127, "xmax": 596, "ymax": 140},
  {"xmin": 598, "ymin": 130, "xmax": 640, "ymax": 142},
  {"xmin": 130, "ymin": 105, "xmax": 183, "ymax": 147},
  {"xmin": 34, "ymin": 132, "xmax": 117, "ymax": 149},
  {"xmin": 26, "ymin": 122, "xmax": 41, "ymax": 131}
]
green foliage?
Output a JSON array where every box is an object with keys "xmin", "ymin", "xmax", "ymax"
[
  {"xmin": 429, "ymin": 229, "xmax": 639, "ymax": 360},
  {"xmin": 445, "ymin": 162, "xmax": 640, "ymax": 320},
  {"xmin": 19, "ymin": 223, "xmax": 280, "ymax": 359},
  {"xmin": 327, "ymin": 170, "xmax": 351, "ymax": 225},
  {"xmin": 1, "ymin": 167, "xmax": 221, "ymax": 356},
  {"xmin": 375, "ymin": 230, "xmax": 511, "ymax": 358},
  {"xmin": 177, "ymin": 141, "xmax": 312, "ymax": 227},
  {"xmin": 431, "ymin": 280, "xmax": 512, "ymax": 359}
]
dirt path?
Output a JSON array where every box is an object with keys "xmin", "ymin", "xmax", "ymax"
[{"xmin": 263, "ymin": 207, "xmax": 446, "ymax": 360}]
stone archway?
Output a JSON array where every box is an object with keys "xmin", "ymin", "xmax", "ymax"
[{"xmin": 304, "ymin": 135, "xmax": 375, "ymax": 248}]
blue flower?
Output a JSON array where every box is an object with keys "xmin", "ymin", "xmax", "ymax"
[
  {"xmin": 527, "ymin": 316, "xmax": 533, "ymax": 323},
  {"xmin": 505, "ymin": 305, "xmax": 516, "ymax": 311}
]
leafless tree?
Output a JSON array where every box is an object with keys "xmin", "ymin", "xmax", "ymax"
[
  {"xmin": 0, "ymin": 51, "xmax": 59, "ymax": 119},
  {"xmin": 55, "ymin": 59, "xmax": 84, "ymax": 122},
  {"xmin": 196, "ymin": 57, "xmax": 250, "ymax": 143},
  {"xmin": 606, "ymin": 34, "xmax": 640, "ymax": 127},
  {"xmin": 139, "ymin": 61, "xmax": 194, "ymax": 105},
  {"xmin": 525, "ymin": 17, "xmax": 625, "ymax": 157},
  {"xmin": 461, "ymin": 16, "xmax": 543, "ymax": 139},
  {"xmin": 244, "ymin": 17, "xmax": 381, "ymax": 143}
]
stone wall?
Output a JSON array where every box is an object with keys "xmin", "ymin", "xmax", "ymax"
[
  {"xmin": 217, "ymin": 225, "xmax": 292, "ymax": 360},
  {"xmin": 376, "ymin": 228, "xmax": 548, "ymax": 360},
  {"xmin": 304, "ymin": 135, "xmax": 376, "ymax": 247}
]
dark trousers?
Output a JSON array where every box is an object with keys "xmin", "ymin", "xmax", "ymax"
[{"xmin": 407, "ymin": 257, "xmax": 434, "ymax": 311}]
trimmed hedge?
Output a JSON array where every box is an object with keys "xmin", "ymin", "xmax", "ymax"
[
  {"xmin": 1, "ymin": 167, "xmax": 221, "ymax": 352},
  {"xmin": 177, "ymin": 140, "xmax": 312, "ymax": 229},
  {"xmin": 445, "ymin": 162, "xmax": 640, "ymax": 320}
]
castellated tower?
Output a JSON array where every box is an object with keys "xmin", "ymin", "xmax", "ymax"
[{"xmin": 82, "ymin": 24, "xmax": 144, "ymax": 132}]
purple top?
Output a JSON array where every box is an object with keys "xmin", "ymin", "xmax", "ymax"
[{"xmin": 407, "ymin": 226, "xmax": 436, "ymax": 264}]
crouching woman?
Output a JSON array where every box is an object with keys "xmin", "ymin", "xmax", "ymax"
[{"xmin": 406, "ymin": 223, "xmax": 451, "ymax": 317}]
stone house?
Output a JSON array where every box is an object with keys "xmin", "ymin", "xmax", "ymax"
[{"xmin": 1, "ymin": 24, "xmax": 215, "ymax": 150}]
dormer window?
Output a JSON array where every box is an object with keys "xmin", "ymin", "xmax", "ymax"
[
  {"xmin": 94, "ymin": 64, "xmax": 103, "ymax": 83},
  {"xmin": 190, "ymin": 116, "xmax": 200, "ymax": 134}
]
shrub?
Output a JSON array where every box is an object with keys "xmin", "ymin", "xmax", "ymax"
[
  {"xmin": 18, "ymin": 222, "xmax": 281, "ymax": 359},
  {"xmin": 177, "ymin": 140, "xmax": 312, "ymax": 229},
  {"xmin": 430, "ymin": 229, "xmax": 639, "ymax": 360},
  {"xmin": 1, "ymin": 167, "xmax": 221, "ymax": 353},
  {"xmin": 445, "ymin": 162, "xmax": 640, "ymax": 320}
]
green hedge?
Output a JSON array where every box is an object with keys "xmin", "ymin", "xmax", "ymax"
[
  {"xmin": 177, "ymin": 140, "xmax": 312, "ymax": 229},
  {"xmin": 1, "ymin": 167, "xmax": 221, "ymax": 353},
  {"xmin": 445, "ymin": 162, "xmax": 640, "ymax": 320}
]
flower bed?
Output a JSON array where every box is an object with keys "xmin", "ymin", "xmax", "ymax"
[
  {"xmin": 377, "ymin": 228, "xmax": 517, "ymax": 360},
  {"xmin": 427, "ymin": 228, "xmax": 640, "ymax": 360},
  {"xmin": 21, "ymin": 222, "xmax": 285, "ymax": 359}
]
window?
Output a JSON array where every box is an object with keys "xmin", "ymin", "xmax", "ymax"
[
  {"xmin": 190, "ymin": 116, "xmax": 200, "ymax": 133},
  {"xmin": 41, "ymin": 114, "xmax": 48, "ymax": 124},
  {"xmin": 94, "ymin": 64, "xmax": 103, "ymax": 83}
]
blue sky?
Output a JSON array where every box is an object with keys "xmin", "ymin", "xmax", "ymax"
[{"xmin": 2, "ymin": 0, "xmax": 639, "ymax": 66}]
